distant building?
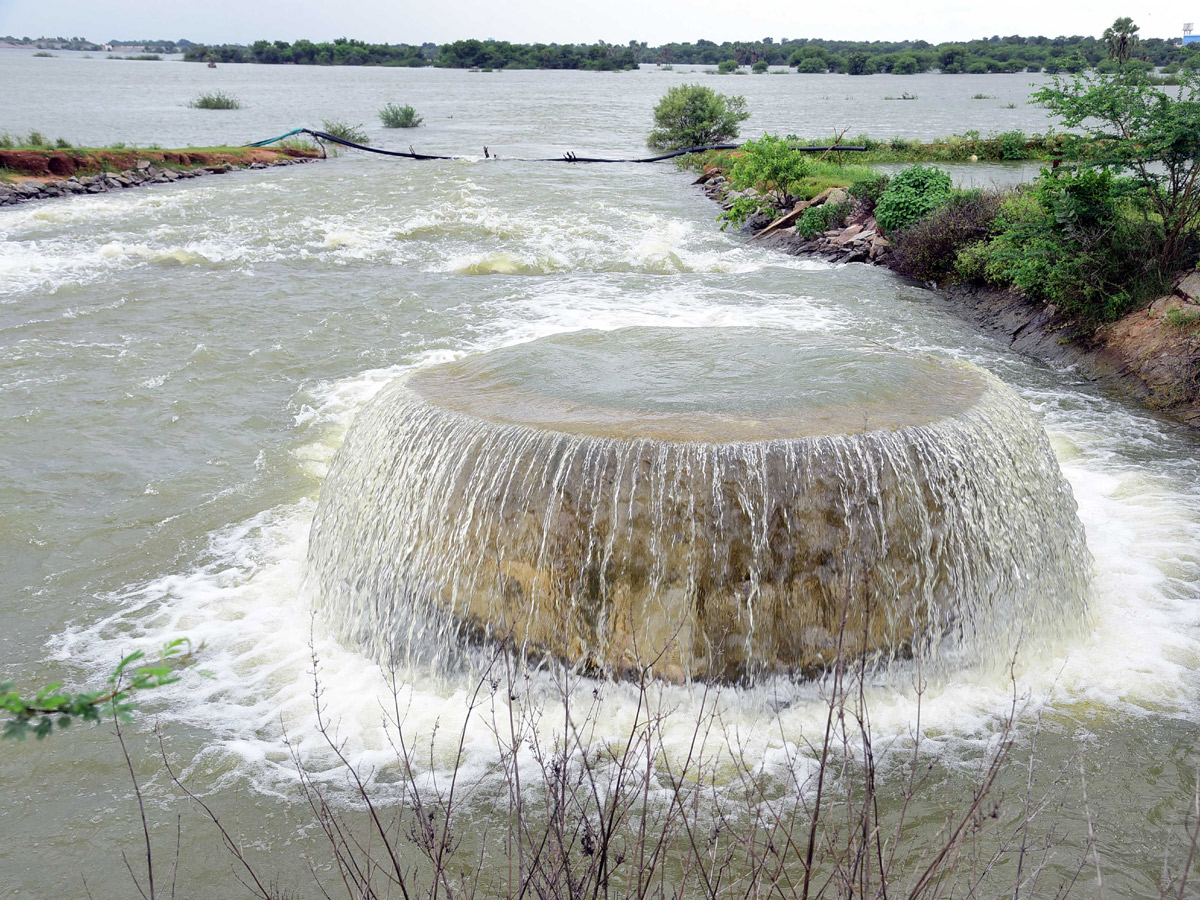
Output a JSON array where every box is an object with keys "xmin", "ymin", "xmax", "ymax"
[{"xmin": 1185, "ymin": 34, "xmax": 1200, "ymax": 45}]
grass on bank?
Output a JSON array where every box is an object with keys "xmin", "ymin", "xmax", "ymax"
[
  {"xmin": 0, "ymin": 131, "xmax": 71, "ymax": 149},
  {"xmin": 189, "ymin": 91, "xmax": 242, "ymax": 110},
  {"xmin": 790, "ymin": 130, "xmax": 1064, "ymax": 162}
]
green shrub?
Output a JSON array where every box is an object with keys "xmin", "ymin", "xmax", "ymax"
[
  {"xmin": 379, "ymin": 103, "xmax": 423, "ymax": 128},
  {"xmin": 321, "ymin": 119, "xmax": 369, "ymax": 144},
  {"xmin": 888, "ymin": 191, "xmax": 1002, "ymax": 282},
  {"xmin": 874, "ymin": 165, "xmax": 953, "ymax": 234},
  {"xmin": 189, "ymin": 91, "xmax": 242, "ymax": 110},
  {"xmin": 717, "ymin": 59, "xmax": 739, "ymax": 74},
  {"xmin": 997, "ymin": 130, "xmax": 1027, "ymax": 159},
  {"xmin": 25, "ymin": 130, "xmax": 49, "ymax": 148},
  {"xmin": 647, "ymin": 83, "xmax": 749, "ymax": 150},
  {"xmin": 961, "ymin": 170, "xmax": 1169, "ymax": 322},
  {"xmin": 848, "ymin": 173, "xmax": 890, "ymax": 212},
  {"xmin": 796, "ymin": 200, "xmax": 852, "ymax": 238},
  {"xmin": 725, "ymin": 134, "xmax": 811, "ymax": 206},
  {"xmin": 752, "ymin": 60, "xmax": 769, "ymax": 74}
]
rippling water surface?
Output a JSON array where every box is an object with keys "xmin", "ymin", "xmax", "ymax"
[{"xmin": 2, "ymin": 53, "xmax": 1199, "ymax": 898}]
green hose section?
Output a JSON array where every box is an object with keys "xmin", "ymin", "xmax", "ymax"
[{"xmin": 244, "ymin": 128, "xmax": 308, "ymax": 148}]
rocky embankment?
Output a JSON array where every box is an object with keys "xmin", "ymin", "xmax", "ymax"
[
  {"xmin": 0, "ymin": 147, "xmax": 318, "ymax": 206},
  {"xmin": 697, "ymin": 168, "xmax": 1200, "ymax": 430}
]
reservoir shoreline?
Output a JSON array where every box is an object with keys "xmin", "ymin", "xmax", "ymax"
[
  {"xmin": 0, "ymin": 145, "xmax": 320, "ymax": 204},
  {"xmin": 697, "ymin": 170, "xmax": 1200, "ymax": 430}
]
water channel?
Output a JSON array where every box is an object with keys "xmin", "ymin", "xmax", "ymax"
[{"xmin": 1, "ymin": 53, "xmax": 1199, "ymax": 897}]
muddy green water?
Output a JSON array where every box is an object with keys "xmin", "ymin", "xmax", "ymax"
[{"xmin": 1, "ymin": 53, "xmax": 1199, "ymax": 898}]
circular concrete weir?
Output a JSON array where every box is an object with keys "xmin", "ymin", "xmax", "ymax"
[{"xmin": 306, "ymin": 327, "xmax": 1090, "ymax": 682}]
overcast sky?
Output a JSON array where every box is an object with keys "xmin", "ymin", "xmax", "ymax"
[{"xmin": 0, "ymin": 0, "xmax": 1191, "ymax": 46}]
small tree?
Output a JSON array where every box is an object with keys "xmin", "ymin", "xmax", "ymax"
[
  {"xmin": 1103, "ymin": 16, "xmax": 1140, "ymax": 64},
  {"xmin": 1032, "ymin": 63, "xmax": 1200, "ymax": 270},
  {"xmin": 647, "ymin": 83, "xmax": 749, "ymax": 150}
]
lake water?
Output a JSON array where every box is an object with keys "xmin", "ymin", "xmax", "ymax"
[{"xmin": 2, "ymin": 52, "xmax": 1199, "ymax": 899}]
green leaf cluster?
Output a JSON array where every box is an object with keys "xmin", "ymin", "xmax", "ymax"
[
  {"xmin": 848, "ymin": 173, "xmax": 890, "ymax": 211},
  {"xmin": 874, "ymin": 165, "xmax": 952, "ymax": 234},
  {"xmin": 955, "ymin": 170, "xmax": 1166, "ymax": 321},
  {"xmin": 726, "ymin": 134, "xmax": 812, "ymax": 206},
  {"xmin": 379, "ymin": 103, "xmax": 423, "ymax": 128},
  {"xmin": 647, "ymin": 84, "xmax": 749, "ymax": 151},
  {"xmin": 1, "ymin": 638, "xmax": 203, "ymax": 740},
  {"xmin": 1032, "ymin": 66, "xmax": 1200, "ymax": 270},
  {"xmin": 796, "ymin": 201, "xmax": 853, "ymax": 239}
]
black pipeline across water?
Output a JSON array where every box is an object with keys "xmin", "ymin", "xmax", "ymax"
[{"xmin": 246, "ymin": 127, "xmax": 867, "ymax": 163}]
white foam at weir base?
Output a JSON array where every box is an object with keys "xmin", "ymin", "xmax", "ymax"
[{"xmin": 48, "ymin": 327, "xmax": 1200, "ymax": 801}]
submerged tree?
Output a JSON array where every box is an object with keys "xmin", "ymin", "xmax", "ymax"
[{"xmin": 647, "ymin": 83, "xmax": 749, "ymax": 150}]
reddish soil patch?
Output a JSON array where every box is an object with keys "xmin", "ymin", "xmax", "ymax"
[
  {"xmin": 46, "ymin": 153, "xmax": 76, "ymax": 176},
  {"xmin": 1, "ymin": 146, "xmax": 320, "ymax": 179},
  {"xmin": 0, "ymin": 150, "xmax": 50, "ymax": 175}
]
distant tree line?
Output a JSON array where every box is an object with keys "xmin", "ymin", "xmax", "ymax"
[
  {"xmin": 641, "ymin": 33, "xmax": 1189, "ymax": 73},
  {"xmin": 177, "ymin": 32, "xmax": 1200, "ymax": 72},
  {"xmin": 2, "ymin": 35, "xmax": 194, "ymax": 52},
  {"xmin": 182, "ymin": 37, "xmax": 639, "ymax": 70}
]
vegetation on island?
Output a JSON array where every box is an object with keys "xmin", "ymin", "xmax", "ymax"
[
  {"xmin": 378, "ymin": 102, "xmax": 423, "ymax": 128},
  {"xmin": 188, "ymin": 90, "xmax": 242, "ymax": 110}
]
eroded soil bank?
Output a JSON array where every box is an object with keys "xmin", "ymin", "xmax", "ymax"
[{"xmin": 0, "ymin": 145, "xmax": 320, "ymax": 204}]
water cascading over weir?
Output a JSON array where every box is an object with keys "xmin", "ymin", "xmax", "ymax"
[{"xmin": 305, "ymin": 328, "xmax": 1091, "ymax": 682}]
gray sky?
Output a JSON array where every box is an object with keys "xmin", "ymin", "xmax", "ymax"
[{"xmin": 0, "ymin": 0, "xmax": 1189, "ymax": 46}]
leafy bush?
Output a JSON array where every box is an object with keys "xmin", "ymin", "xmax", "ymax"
[
  {"xmin": 752, "ymin": 59, "xmax": 769, "ymax": 74},
  {"xmin": 888, "ymin": 191, "xmax": 1001, "ymax": 282},
  {"xmin": 795, "ymin": 57, "xmax": 827, "ymax": 73},
  {"xmin": 379, "ymin": 103, "xmax": 423, "ymax": 128},
  {"xmin": 321, "ymin": 119, "xmax": 369, "ymax": 144},
  {"xmin": 874, "ymin": 165, "xmax": 953, "ymax": 234},
  {"xmin": 1033, "ymin": 67, "xmax": 1200, "ymax": 272},
  {"xmin": 997, "ymin": 130, "xmax": 1027, "ymax": 159},
  {"xmin": 647, "ymin": 84, "xmax": 749, "ymax": 150},
  {"xmin": 717, "ymin": 59, "xmax": 738, "ymax": 74},
  {"xmin": 189, "ymin": 91, "xmax": 242, "ymax": 110},
  {"xmin": 959, "ymin": 170, "xmax": 1169, "ymax": 321},
  {"xmin": 849, "ymin": 173, "xmax": 890, "ymax": 212},
  {"xmin": 725, "ymin": 134, "xmax": 811, "ymax": 206},
  {"xmin": 796, "ymin": 200, "xmax": 852, "ymax": 238}
]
